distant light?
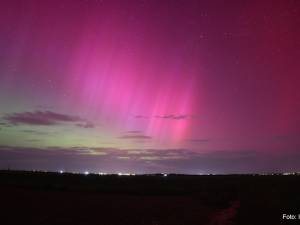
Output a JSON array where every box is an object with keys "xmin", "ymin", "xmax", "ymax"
[
  {"xmin": 117, "ymin": 172, "xmax": 132, "ymax": 176},
  {"xmin": 283, "ymin": 172, "xmax": 296, "ymax": 175},
  {"xmin": 84, "ymin": 171, "xmax": 89, "ymax": 175},
  {"xmin": 163, "ymin": 173, "xmax": 168, "ymax": 177},
  {"xmin": 98, "ymin": 172, "xmax": 107, "ymax": 175},
  {"xmin": 59, "ymin": 170, "xmax": 64, "ymax": 174}
]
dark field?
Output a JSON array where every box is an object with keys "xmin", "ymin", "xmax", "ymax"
[{"xmin": 0, "ymin": 171, "xmax": 299, "ymax": 225}]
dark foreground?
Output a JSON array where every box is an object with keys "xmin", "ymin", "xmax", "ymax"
[{"xmin": 0, "ymin": 171, "xmax": 299, "ymax": 225}]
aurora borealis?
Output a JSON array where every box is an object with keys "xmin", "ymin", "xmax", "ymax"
[{"xmin": 0, "ymin": 0, "xmax": 300, "ymax": 173}]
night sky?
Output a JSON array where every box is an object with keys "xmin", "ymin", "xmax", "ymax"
[{"xmin": 0, "ymin": 0, "xmax": 300, "ymax": 174}]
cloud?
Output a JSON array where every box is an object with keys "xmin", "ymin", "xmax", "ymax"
[
  {"xmin": 125, "ymin": 130, "xmax": 142, "ymax": 134},
  {"xmin": 173, "ymin": 115, "xmax": 188, "ymax": 120},
  {"xmin": 4, "ymin": 110, "xmax": 94, "ymax": 129},
  {"xmin": 21, "ymin": 130, "xmax": 50, "ymax": 135},
  {"xmin": 156, "ymin": 114, "xmax": 188, "ymax": 120},
  {"xmin": 118, "ymin": 135, "xmax": 152, "ymax": 139},
  {"xmin": 76, "ymin": 122, "xmax": 95, "ymax": 129},
  {"xmin": 187, "ymin": 139, "xmax": 209, "ymax": 143},
  {"xmin": 271, "ymin": 135, "xmax": 300, "ymax": 142},
  {"xmin": 4, "ymin": 110, "xmax": 82, "ymax": 126},
  {"xmin": 1, "ymin": 146, "xmax": 300, "ymax": 174},
  {"xmin": 135, "ymin": 115, "xmax": 149, "ymax": 119},
  {"xmin": 0, "ymin": 121, "xmax": 12, "ymax": 128},
  {"xmin": 135, "ymin": 114, "xmax": 190, "ymax": 120}
]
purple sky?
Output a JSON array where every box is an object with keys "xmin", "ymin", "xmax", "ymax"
[{"xmin": 0, "ymin": 0, "xmax": 300, "ymax": 174}]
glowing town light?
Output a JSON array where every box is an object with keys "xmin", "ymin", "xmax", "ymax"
[
  {"xmin": 84, "ymin": 171, "xmax": 89, "ymax": 175},
  {"xmin": 163, "ymin": 173, "xmax": 168, "ymax": 177},
  {"xmin": 98, "ymin": 172, "xmax": 107, "ymax": 175},
  {"xmin": 117, "ymin": 172, "xmax": 132, "ymax": 176},
  {"xmin": 59, "ymin": 170, "xmax": 64, "ymax": 174}
]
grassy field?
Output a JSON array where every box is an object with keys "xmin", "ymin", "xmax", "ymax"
[{"xmin": 0, "ymin": 171, "xmax": 299, "ymax": 225}]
